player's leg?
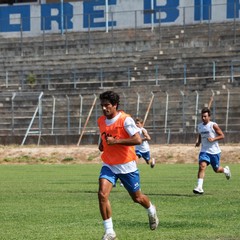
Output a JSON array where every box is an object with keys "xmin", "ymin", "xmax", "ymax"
[
  {"xmin": 198, "ymin": 160, "xmax": 208, "ymax": 179},
  {"xmin": 193, "ymin": 152, "xmax": 210, "ymax": 194},
  {"xmin": 210, "ymin": 153, "xmax": 231, "ymax": 180},
  {"xmin": 98, "ymin": 166, "xmax": 117, "ymax": 239},
  {"xmin": 135, "ymin": 149, "xmax": 142, "ymax": 164},
  {"xmin": 98, "ymin": 178, "xmax": 113, "ymax": 220},
  {"xmin": 119, "ymin": 170, "xmax": 159, "ymax": 230},
  {"xmin": 130, "ymin": 189, "xmax": 159, "ymax": 230},
  {"xmin": 142, "ymin": 151, "xmax": 151, "ymax": 165},
  {"xmin": 149, "ymin": 152, "xmax": 155, "ymax": 168},
  {"xmin": 142, "ymin": 152, "xmax": 155, "ymax": 168}
]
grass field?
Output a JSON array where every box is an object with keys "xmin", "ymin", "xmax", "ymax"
[{"xmin": 0, "ymin": 163, "xmax": 239, "ymax": 240}]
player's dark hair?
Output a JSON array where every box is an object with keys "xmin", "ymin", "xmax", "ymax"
[
  {"xmin": 201, "ymin": 107, "xmax": 211, "ymax": 116},
  {"xmin": 135, "ymin": 117, "xmax": 143, "ymax": 123},
  {"xmin": 99, "ymin": 91, "xmax": 120, "ymax": 109}
]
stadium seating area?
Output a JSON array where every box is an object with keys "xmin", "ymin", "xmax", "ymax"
[{"xmin": 0, "ymin": 21, "xmax": 240, "ymax": 145}]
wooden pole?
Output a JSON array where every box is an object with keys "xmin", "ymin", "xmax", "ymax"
[
  {"xmin": 208, "ymin": 90, "xmax": 215, "ymax": 109},
  {"xmin": 143, "ymin": 92, "xmax": 154, "ymax": 126},
  {"xmin": 77, "ymin": 94, "xmax": 97, "ymax": 146}
]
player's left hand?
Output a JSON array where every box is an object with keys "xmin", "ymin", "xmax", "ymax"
[{"xmin": 207, "ymin": 137, "xmax": 214, "ymax": 142}]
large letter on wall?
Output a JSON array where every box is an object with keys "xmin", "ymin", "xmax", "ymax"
[
  {"xmin": 0, "ymin": 5, "xmax": 30, "ymax": 32},
  {"xmin": 194, "ymin": 0, "xmax": 212, "ymax": 21},
  {"xmin": 227, "ymin": 0, "xmax": 240, "ymax": 18},
  {"xmin": 83, "ymin": 0, "xmax": 116, "ymax": 28},
  {"xmin": 144, "ymin": 0, "xmax": 179, "ymax": 23},
  {"xmin": 41, "ymin": 3, "xmax": 73, "ymax": 31}
]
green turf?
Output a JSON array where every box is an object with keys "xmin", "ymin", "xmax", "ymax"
[{"xmin": 0, "ymin": 164, "xmax": 239, "ymax": 240}]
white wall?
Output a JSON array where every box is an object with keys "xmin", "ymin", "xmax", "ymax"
[{"xmin": 0, "ymin": 0, "xmax": 235, "ymax": 37}]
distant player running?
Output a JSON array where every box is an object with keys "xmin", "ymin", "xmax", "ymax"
[
  {"xmin": 193, "ymin": 107, "xmax": 231, "ymax": 194},
  {"xmin": 135, "ymin": 117, "xmax": 155, "ymax": 168}
]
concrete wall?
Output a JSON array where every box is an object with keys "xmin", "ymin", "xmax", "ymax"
[{"xmin": 1, "ymin": 132, "xmax": 239, "ymax": 145}]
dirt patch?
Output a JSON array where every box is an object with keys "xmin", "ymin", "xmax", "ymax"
[
  {"xmin": 150, "ymin": 144, "xmax": 240, "ymax": 164},
  {"xmin": 0, "ymin": 144, "xmax": 239, "ymax": 164}
]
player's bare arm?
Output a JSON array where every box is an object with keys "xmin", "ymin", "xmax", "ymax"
[
  {"xmin": 208, "ymin": 124, "xmax": 224, "ymax": 142},
  {"xmin": 142, "ymin": 129, "xmax": 151, "ymax": 141},
  {"xmin": 106, "ymin": 132, "xmax": 142, "ymax": 146},
  {"xmin": 195, "ymin": 134, "xmax": 201, "ymax": 147}
]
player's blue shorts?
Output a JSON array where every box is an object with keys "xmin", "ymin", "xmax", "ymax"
[
  {"xmin": 135, "ymin": 150, "xmax": 150, "ymax": 162},
  {"xmin": 99, "ymin": 166, "xmax": 140, "ymax": 193},
  {"xmin": 199, "ymin": 152, "xmax": 221, "ymax": 171}
]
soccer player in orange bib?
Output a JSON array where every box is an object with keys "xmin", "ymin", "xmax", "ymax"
[{"xmin": 97, "ymin": 91, "xmax": 159, "ymax": 240}]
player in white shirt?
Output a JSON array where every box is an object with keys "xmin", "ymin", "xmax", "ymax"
[
  {"xmin": 135, "ymin": 117, "xmax": 155, "ymax": 168},
  {"xmin": 193, "ymin": 107, "xmax": 231, "ymax": 194}
]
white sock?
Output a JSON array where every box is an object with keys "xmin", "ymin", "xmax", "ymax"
[
  {"xmin": 197, "ymin": 178, "xmax": 203, "ymax": 188},
  {"xmin": 223, "ymin": 168, "xmax": 229, "ymax": 174},
  {"xmin": 147, "ymin": 202, "xmax": 156, "ymax": 216},
  {"xmin": 103, "ymin": 217, "xmax": 114, "ymax": 234}
]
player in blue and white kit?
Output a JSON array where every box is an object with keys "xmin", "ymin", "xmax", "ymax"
[
  {"xmin": 135, "ymin": 117, "xmax": 155, "ymax": 168},
  {"xmin": 193, "ymin": 107, "xmax": 231, "ymax": 194}
]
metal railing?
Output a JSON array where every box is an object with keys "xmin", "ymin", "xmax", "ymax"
[
  {"xmin": 1, "ymin": 60, "xmax": 240, "ymax": 91},
  {"xmin": 0, "ymin": 89, "xmax": 240, "ymax": 144}
]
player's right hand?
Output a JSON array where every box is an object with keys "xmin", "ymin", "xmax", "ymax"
[
  {"xmin": 99, "ymin": 141, "xmax": 104, "ymax": 151},
  {"xmin": 195, "ymin": 142, "xmax": 200, "ymax": 147}
]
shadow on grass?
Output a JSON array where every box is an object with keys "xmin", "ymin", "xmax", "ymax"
[
  {"xmin": 63, "ymin": 189, "xmax": 213, "ymax": 196},
  {"xmin": 116, "ymin": 218, "xmax": 210, "ymax": 229},
  {"xmin": 147, "ymin": 193, "xmax": 212, "ymax": 197}
]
